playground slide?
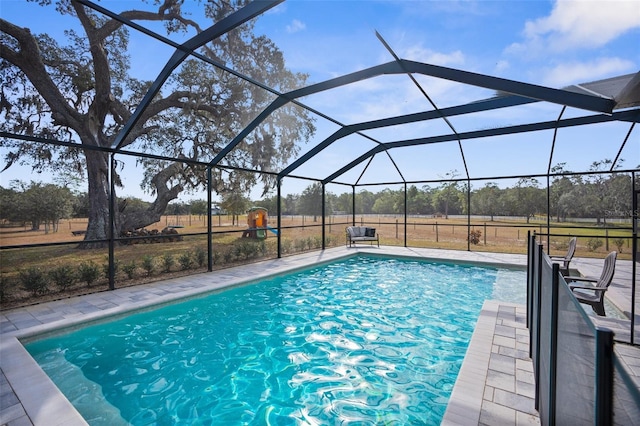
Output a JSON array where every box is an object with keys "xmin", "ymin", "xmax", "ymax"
[{"xmin": 267, "ymin": 226, "xmax": 279, "ymax": 235}]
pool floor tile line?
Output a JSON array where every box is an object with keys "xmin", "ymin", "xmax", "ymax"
[{"xmin": 0, "ymin": 246, "xmax": 637, "ymax": 425}]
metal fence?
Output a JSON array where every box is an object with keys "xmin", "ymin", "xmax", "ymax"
[{"xmin": 527, "ymin": 233, "xmax": 640, "ymax": 425}]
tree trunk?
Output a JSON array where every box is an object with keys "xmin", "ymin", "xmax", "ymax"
[
  {"xmin": 80, "ymin": 150, "xmax": 111, "ymax": 248},
  {"xmin": 119, "ymin": 207, "xmax": 167, "ymax": 234},
  {"xmin": 119, "ymin": 162, "xmax": 184, "ymax": 233},
  {"xmin": 77, "ymin": 150, "xmax": 185, "ymax": 248}
]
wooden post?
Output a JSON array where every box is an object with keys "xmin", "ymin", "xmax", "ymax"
[{"xmin": 484, "ymin": 222, "xmax": 487, "ymax": 245}]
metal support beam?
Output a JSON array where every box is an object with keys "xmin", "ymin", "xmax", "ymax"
[
  {"xmin": 223, "ymin": 54, "xmax": 614, "ymax": 177},
  {"xmin": 376, "ymin": 31, "xmax": 470, "ymax": 180},
  {"xmin": 281, "ymin": 95, "xmax": 534, "ymax": 178},
  {"xmin": 323, "ymin": 109, "xmax": 640, "ymax": 183},
  {"xmin": 404, "ymin": 184, "xmax": 407, "ymax": 247},
  {"xmin": 400, "ymin": 59, "xmax": 615, "ymax": 114},
  {"xmin": 108, "ymin": 153, "xmax": 116, "ymax": 291},
  {"xmin": 277, "ymin": 178, "xmax": 282, "ymax": 258},
  {"xmin": 466, "ymin": 181, "xmax": 471, "ymax": 251},
  {"xmin": 111, "ymin": 0, "xmax": 283, "ymax": 150},
  {"xmin": 207, "ymin": 167, "xmax": 213, "ymax": 272},
  {"xmin": 631, "ymin": 172, "xmax": 638, "ymax": 345},
  {"xmin": 321, "ymin": 184, "xmax": 326, "ymax": 250},
  {"xmin": 547, "ymin": 107, "xmax": 567, "ymax": 174},
  {"xmin": 546, "ymin": 107, "xmax": 566, "ymax": 243},
  {"xmin": 210, "ymin": 97, "xmax": 289, "ymax": 166},
  {"xmin": 351, "ymin": 186, "xmax": 356, "ymax": 226},
  {"xmin": 611, "ymin": 122, "xmax": 636, "ymax": 170}
]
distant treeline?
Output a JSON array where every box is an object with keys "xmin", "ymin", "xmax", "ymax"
[{"xmin": 1, "ymin": 170, "xmax": 636, "ymax": 232}]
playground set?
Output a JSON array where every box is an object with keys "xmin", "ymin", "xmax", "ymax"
[{"xmin": 242, "ymin": 207, "xmax": 278, "ymax": 239}]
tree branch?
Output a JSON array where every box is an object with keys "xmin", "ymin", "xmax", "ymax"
[
  {"xmin": 117, "ymin": 91, "xmax": 229, "ymax": 148},
  {"xmin": 0, "ymin": 18, "xmax": 81, "ymax": 128},
  {"xmin": 120, "ymin": 160, "xmax": 184, "ymax": 231},
  {"xmin": 94, "ymin": 2, "xmax": 204, "ymax": 41},
  {"xmin": 71, "ymin": 1, "xmax": 112, "ymax": 132}
]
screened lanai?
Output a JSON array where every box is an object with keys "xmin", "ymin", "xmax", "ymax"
[{"xmin": 2, "ymin": 1, "xmax": 640, "ymax": 424}]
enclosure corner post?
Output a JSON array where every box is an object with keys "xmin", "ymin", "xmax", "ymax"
[
  {"xmin": 546, "ymin": 174, "xmax": 551, "ymax": 247},
  {"xmin": 351, "ymin": 185, "xmax": 356, "ymax": 226},
  {"xmin": 321, "ymin": 183, "xmax": 326, "ymax": 250},
  {"xmin": 631, "ymin": 170, "xmax": 637, "ymax": 345},
  {"xmin": 108, "ymin": 153, "xmax": 116, "ymax": 291},
  {"xmin": 526, "ymin": 231, "xmax": 533, "ymax": 339},
  {"xmin": 277, "ymin": 178, "xmax": 282, "ymax": 258},
  {"xmin": 466, "ymin": 180, "xmax": 471, "ymax": 251},
  {"xmin": 207, "ymin": 167, "xmax": 213, "ymax": 272},
  {"xmin": 404, "ymin": 183, "xmax": 408, "ymax": 247}
]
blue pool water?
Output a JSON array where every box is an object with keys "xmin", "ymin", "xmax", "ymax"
[{"xmin": 26, "ymin": 255, "xmax": 526, "ymax": 425}]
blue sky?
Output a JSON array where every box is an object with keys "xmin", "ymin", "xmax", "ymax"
[{"xmin": 1, "ymin": 0, "xmax": 639, "ymax": 200}]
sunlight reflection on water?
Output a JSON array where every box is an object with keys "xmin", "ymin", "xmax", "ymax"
[{"xmin": 27, "ymin": 255, "xmax": 527, "ymax": 425}]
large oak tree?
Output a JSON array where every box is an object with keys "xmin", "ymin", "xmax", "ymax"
[{"xmin": 0, "ymin": 0, "xmax": 315, "ymax": 247}]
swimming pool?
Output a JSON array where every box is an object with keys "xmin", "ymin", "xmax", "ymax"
[{"xmin": 26, "ymin": 255, "xmax": 526, "ymax": 425}]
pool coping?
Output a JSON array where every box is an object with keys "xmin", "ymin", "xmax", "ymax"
[
  {"xmin": 442, "ymin": 300, "xmax": 539, "ymax": 425},
  {"xmin": 0, "ymin": 246, "xmax": 541, "ymax": 425}
]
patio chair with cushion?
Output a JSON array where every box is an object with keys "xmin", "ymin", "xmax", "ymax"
[
  {"xmin": 346, "ymin": 226, "xmax": 379, "ymax": 247},
  {"xmin": 564, "ymin": 251, "xmax": 617, "ymax": 316},
  {"xmin": 549, "ymin": 236, "xmax": 577, "ymax": 275}
]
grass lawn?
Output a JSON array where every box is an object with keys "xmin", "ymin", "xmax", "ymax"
[{"xmin": 1, "ymin": 214, "xmax": 634, "ymax": 309}]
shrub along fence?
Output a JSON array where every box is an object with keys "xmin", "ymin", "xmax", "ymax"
[
  {"xmin": 0, "ymin": 216, "xmax": 634, "ymax": 309},
  {"xmin": 0, "ymin": 224, "xmax": 343, "ymax": 309}
]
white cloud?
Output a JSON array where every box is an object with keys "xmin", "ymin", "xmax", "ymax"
[
  {"xmin": 542, "ymin": 57, "xmax": 635, "ymax": 87},
  {"xmin": 286, "ymin": 19, "xmax": 306, "ymax": 34},
  {"xmin": 403, "ymin": 45, "xmax": 465, "ymax": 67},
  {"xmin": 266, "ymin": 3, "xmax": 287, "ymax": 15},
  {"xmin": 512, "ymin": 0, "xmax": 640, "ymax": 53},
  {"xmin": 495, "ymin": 60, "xmax": 510, "ymax": 73}
]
